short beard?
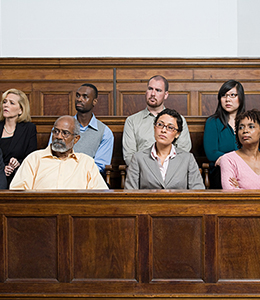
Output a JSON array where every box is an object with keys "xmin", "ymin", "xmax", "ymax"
[{"xmin": 52, "ymin": 139, "xmax": 72, "ymax": 153}]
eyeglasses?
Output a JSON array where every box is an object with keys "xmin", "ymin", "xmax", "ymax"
[
  {"xmin": 155, "ymin": 122, "xmax": 178, "ymax": 132},
  {"xmin": 51, "ymin": 128, "xmax": 75, "ymax": 139},
  {"xmin": 76, "ymin": 92, "xmax": 89, "ymax": 101},
  {"xmin": 222, "ymin": 93, "xmax": 238, "ymax": 99}
]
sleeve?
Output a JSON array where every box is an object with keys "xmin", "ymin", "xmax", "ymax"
[
  {"xmin": 86, "ymin": 160, "xmax": 109, "ymax": 190},
  {"xmin": 220, "ymin": 154, "xmax": 238, "ymax": 190},
  {"xmin": 9, "ymin": 154, "xmax": 36, "ymax": 190},
  {"xmin": 23, "ymin": 123, "xmax": 37, "ymax": 158},
  {"xmin": 0, "ymin": 149, "xmax": 7, "ymax": 189},
  {"xmin": 122, "ymin": 116, "xmax": 137, "ymax": 166},
  {"xmin": 124, "ymin": 153, "xmax": 140, "ymax": 189},
  {"xmin": 175, "ymin": 116, "xmax": 192, "ymax": 152},
  {"xmin": 203, "ymin": 117, "xmax": 225, "ymax": 163},
  {"xmin": 187, "ymin": 153, "xmax": 205, "ymax": 189},
  {"xmin": 93, "ymin": 126, "xmax": 114, "ymax": 174}
]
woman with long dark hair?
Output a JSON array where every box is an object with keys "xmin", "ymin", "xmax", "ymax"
[{"xmin": 203, "ymin": 80, "xmax": 246, "ymax": 188}]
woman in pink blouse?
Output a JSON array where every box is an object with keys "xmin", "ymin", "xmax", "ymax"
[{"xmin": 220, "ymin": 109, "xmax": 260, "ymax": 189}]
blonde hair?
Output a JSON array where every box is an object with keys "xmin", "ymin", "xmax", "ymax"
[{"xmin": 0, "ymin": 89, "xmax": 31, "ymax": 122}]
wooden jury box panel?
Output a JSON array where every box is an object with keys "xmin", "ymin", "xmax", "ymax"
[{"xmin": 2, "ymin": 190, "xmax": 260, "ymax": 299}]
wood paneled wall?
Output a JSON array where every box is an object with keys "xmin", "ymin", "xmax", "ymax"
[
  {"xmin": 1, "ymin": 58, "xmax": 260, "ymax": 117},
  {"xmin": 1, "ymin": 190, "xmax": 260, "ymax": 299}
]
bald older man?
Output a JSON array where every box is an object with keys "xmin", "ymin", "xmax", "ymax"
[{"xmin": 10, "ymin": 115, "xmax": 108, "ymax": 190}]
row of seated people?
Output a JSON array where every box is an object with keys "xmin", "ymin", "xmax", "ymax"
[{"xmin": 0, "ymin": 76, "xmax": 259, "ymax": 190}]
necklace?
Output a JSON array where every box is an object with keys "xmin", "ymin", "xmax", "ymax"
[{"xmin": 4, "ymin": 125, "xmax": 15, "ymax": 135}]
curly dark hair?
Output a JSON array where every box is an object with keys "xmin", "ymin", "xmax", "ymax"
[{"xmin": 235, "ymin": 109, "xmax": 260, "ymax": 149}]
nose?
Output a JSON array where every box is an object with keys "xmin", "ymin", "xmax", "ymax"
[{"xmin": 161, "ymin": 125, "xmax": 167, "ymax": 132}]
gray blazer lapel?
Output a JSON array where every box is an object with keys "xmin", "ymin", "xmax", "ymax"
[
  {"xmin": 164, "ymin": 154, "xmax": 183, "ymax": 187},
  {"xmin": 143, "ymin": 155, "xmax": 165, "ymax": 188}
]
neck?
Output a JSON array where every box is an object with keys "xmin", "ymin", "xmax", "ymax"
[
  {"xmin": 5, "ymin": 117, "xmax": 18, "ymax": 127},
  {"xmin": 147, "ymin": 105, "xmax": 164, "ymax": 116},
  {"xmin": 238, "ymin": 144, "xmax": 260, "ymax": 157},
  {"xmin": 51, "ymin": 148, "xmax": 72, "ymax": 159},
  {"xmin": 76, "ymin": 111, "xmax": 92, "ymax": 127},
  {"xmin": 155, "ymin": 142, "xmax": 172, "ymax": 158}
]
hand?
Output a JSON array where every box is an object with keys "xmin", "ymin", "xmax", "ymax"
[
  {"xmin": 215, "ymin": 156, "xmax": 222, "ymax": 166},
  {"xmin": 229, "ymin": 177, "xmax": 240, "ymax": 189},
  {"xmin": 4, "ymin": 165, "xmax": 15, "ymax": 176},
  {"xmin": 4, "ymin": 158, "xmax": 20, "ymax": 176},
  {"xmin": 8, "ymin": 157, "xmax": 20, "ymax": 169}
]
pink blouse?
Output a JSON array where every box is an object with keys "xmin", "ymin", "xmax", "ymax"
[{"xmin": 220, "ymin": 151, "xmax": 260, "ymax": 190}]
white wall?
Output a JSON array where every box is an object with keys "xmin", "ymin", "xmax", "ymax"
[{"xmin": 0, "ymin": 0, "xmax": 257, "ymax": 58}]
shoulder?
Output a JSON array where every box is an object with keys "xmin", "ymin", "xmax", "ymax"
[
  {"xmin": 126, "ymin": 109, "xmax": 146, "ymax": 122},
  {"xmin": 96, "ymin": 119, "xmax": 113, "ymax": 134},
  {"xmin": 221, "ymin": 151, "xmax": 237, "ymax": 164},
  {"xmin": 17, "ymin": 121, "xmax": 36, "ymax": 130},
  {"xmin": 75, "ymin": 152, "xmax": 95, "ymax": 164}
]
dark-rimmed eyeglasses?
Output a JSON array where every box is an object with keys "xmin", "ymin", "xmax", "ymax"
[
  {"xmin": 155, "ymin": 122, "xmax": 178, "ymax": 132},
  {"xmin": 222, "ymin": 93, "xmax": 238, "ymax": 99},
  {"xmin": 51, "ymin": 128, "xmax": 75, "ymax": 139}
]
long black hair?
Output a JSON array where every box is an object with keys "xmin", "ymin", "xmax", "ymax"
[{"xmin": 211, "ymin": 80, "xmax": 245, "ymax": 128}]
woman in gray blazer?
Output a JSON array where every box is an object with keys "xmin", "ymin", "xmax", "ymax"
[{"xmin": 124, "ymin": 108, "xmax": 205, "ymax": 190}]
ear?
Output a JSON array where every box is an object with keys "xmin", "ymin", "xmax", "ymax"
[
  {"xmin": 73, "ymin": 135, "xmax": 80, "ymax": 145},
  {"xmin": 92, "ymin": 98, "xmax": 98, "ymax": 107},
  {"xmin": 164, "ymin": 91, "xmax": 169, "ymax": 100}
]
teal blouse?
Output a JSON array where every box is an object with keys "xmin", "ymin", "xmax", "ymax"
[{"xmin": 203, "ymin": 117, "xmax": 238, "ymax": 169}]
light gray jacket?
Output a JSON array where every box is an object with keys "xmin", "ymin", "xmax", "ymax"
[{"xmin": 124, "ymin": 146, "xmax": 205, "ymax": 190}]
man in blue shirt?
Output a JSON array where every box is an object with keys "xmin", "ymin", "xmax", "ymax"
[{"xmin": 49, "ymin": 83, "xmax": 114, "ymax": 174}]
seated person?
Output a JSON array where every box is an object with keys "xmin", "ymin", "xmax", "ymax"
[
  {"xmin": 0, "ymin": 88, "xmax": 37, "ymax": 187},
  {"xmin": 123, "ymin": 75, "xmax": 191, "ymax": 166},
  {"xmin": 48, "ymin": 83, "xmax": 114, "ymax": 174},
  {"xmin": 220, "ymin": 109, "xmax": 260, "ymax": 189},
  {"xmin": 0, "ymin": 149, "xmax": 7, "ymax": 189},
  {"xmin": 124, "ymin": 108, "xmax": 205, "ymax": 189},
  {"xmin": 10, "ymin": 115, "xmax": 108, "ymax": 190}
]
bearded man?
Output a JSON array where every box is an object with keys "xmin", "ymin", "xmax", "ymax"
[{"xmin": 10, "ymin": 115, "xmax": 108, "ymax": 190}]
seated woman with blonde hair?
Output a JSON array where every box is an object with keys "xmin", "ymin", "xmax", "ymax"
[
  {"xmin": 0, "ymin": 89, "xmax": 37, "ymax": 187},
  {"xmin": 124, "ymin": 108, "xmax": 204, "ymax": 189},
  {"xmin": 220, "ymin": 109, "xmax": 260, "ymax": 189}
]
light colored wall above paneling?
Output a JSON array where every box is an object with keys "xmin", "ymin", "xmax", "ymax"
[{"xmin": 0, "ymin": 0, "xmax": 242, "ymax": 57}]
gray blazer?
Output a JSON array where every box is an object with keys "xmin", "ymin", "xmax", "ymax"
[{"xmin": 124, "ymin": 146, "xmax": 205, "ymax": 190}]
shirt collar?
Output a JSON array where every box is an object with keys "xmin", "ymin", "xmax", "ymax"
[
  {"xmin": 151, "ymin": 143, "xmax": 177, "ymax": 160},
  {"xmin": 143, "ymin": 106, "xmax": 166, "ymax": 119},
  {"xmin": 44, "ymin": 145, "xmax": 79, "ymax": 162},
  {"xmin": 74, "ymin": 113, "xmax": 98, "ymax": 131}
]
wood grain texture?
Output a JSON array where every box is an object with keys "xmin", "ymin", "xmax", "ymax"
[{"xmin": 0, "ymin": 190, "xmax": 260, "ymax": 298}]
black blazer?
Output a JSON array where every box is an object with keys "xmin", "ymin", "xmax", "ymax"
[
  {"xmin": 0, "ymin": 121, "xmax": 37, "ymax": 186},
  {"xmin": 0, "ymin": 148, "xmax": 7, "ymax": 189}
]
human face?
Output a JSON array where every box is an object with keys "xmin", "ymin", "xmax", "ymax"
[
  {"xmin": 146, "ymin": 78, "xmax": 168, "ymax": 109},
  {"xmin": 220, "ymin": 87, "xmax": 240, "ymax": 115},
  {"xmin": 2, "ymin": 93, "xmax": 22, "ymax": 120},
  {"xmin": 51, "ymin": 117, "xmax": 79, "ymax": 155},
  {"xmin": 238, "ymin": 117, "xmax": 260, "ymax": 146},
  {"xmin": 75, "ymin": 86, "xmax": 97, "ymax": 113},
  {"xmin": 154, "ymin": 114, "xmax": 180, "ymax": 146}
]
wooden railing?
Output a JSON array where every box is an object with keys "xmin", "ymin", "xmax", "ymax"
[{"xmin": 1, "ymin": 190, "xmax": 260, "ymax": 299}]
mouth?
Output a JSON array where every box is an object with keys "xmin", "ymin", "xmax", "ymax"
[
  {"xmin": 158, "ymin": 135, "xmax": 167, "ymax": 139},
  {"xmin": 242, "ymin": 136, "xmax": 250, "ymax": 140}
]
